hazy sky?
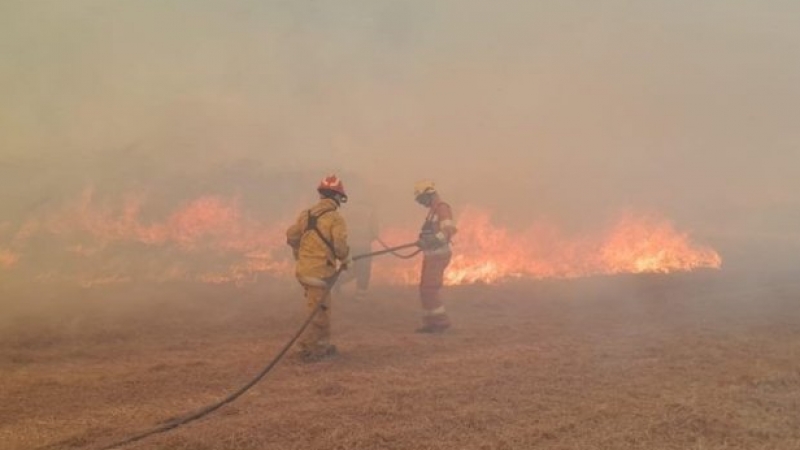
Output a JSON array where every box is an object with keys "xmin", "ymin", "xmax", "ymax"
[{"xmin": 1, "ymin": 0, "xmax": 799, "ymax": 238}]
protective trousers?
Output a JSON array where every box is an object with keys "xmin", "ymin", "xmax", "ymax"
[
  {"xmin": 419, "ymin": 253, "xmax": 451, "ymax": 325},
  {"xmin": 299, "ymin": 285, "xmax": 332, "ymax": 353}
]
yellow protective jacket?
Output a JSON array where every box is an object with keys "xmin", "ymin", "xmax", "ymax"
[{"xmin": 286, "ymin": 198, "xmax": 350, "ymax": 282}]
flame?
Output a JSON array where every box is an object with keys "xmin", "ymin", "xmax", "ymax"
[
  {"xmin": 47, "ymin": 188, "xmax": 271, "ymax": 251},
  {"xmin": 0, "ymin": 190, "xmax": 721, "ymax": 286},
  {"xmin": 373, "ymin": 207, "xmax": 721, "ymax": 285},
  {"xmin": 2, "ymin": 187, "xmax": 293, "ymax": 284},
  {"xmin": 599, "ymin": 213, "xmax": 722, "ymax": 274}
]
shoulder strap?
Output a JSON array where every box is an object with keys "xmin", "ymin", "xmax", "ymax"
[{"xmin": 306, "ymin": 209, "xmax": 337, "ymax": 255}]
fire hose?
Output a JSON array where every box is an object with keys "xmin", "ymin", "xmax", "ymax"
[
  {"xmin": 83, "ymin": 240, "xmax": 421, "ymax": 450},
  {"xmin": 375, "ymin": 236, "xmax": 422, "ymax": 259}
]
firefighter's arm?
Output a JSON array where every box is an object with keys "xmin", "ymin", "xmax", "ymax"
[{"xmin": 285, "ymin": 212, "xmax": 305, "ymax": 259}]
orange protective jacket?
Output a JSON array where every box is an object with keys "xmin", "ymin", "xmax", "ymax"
[
  {"xmin": 422, "ymin": 198, "xmax": 457, "ymax": 256},
  {"xmin": 286, "ymin": 198, "xmax": 350, "ymax": 282}
]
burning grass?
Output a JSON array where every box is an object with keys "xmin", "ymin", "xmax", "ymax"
[{"xmin": 1, "ymin": 190, "xmax": 721, "ymax": 287}]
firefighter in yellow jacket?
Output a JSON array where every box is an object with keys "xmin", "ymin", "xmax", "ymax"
[{"xmin": 286, "ymin": 175, "xmax": 351, "ymax": 362}]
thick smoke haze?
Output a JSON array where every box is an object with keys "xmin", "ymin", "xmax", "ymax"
[{"xmin": 1, "ymin": 0, "xmax": 799, "ymax": 271}]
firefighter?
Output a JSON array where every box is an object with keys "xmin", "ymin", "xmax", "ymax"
[
  {"xmin": 413, "ymin": 180, "xmax": 457, "ymax": 333},
  {"xmin": 286, "ymin": 175, "xmax": 351, "ymax": 362}
]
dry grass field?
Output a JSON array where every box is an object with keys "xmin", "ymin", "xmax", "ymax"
[{"xmin": 2, "ymin": 271, "xmax": 800, "ymax": 450}]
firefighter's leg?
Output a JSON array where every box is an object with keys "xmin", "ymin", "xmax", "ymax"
[
  {"xmin": 299, "ymin": 285, "xmax": 332, "ymax": 353},
  {"xmin": 418, "ymin": 254, "xmax": 452, "ymax": 332}
]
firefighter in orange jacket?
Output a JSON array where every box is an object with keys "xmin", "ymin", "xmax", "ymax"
[
  {"xmin": 286, "ymin": 175, "xmax": 351, "ymax": 361},
  {"xmin": 413, "ymin": 180, "xmax": 457, "ymax": 333}
]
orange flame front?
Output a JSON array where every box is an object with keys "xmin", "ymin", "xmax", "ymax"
[
  {"xmin": 0, "ymin": 191, "xmax": 721, "ymax": 286},
  {"xmin": 373, "ymin": 207, "xmax": 721, "ymax": 285},
  {"xmin": 2, "ymin": 188, "xmax": 293, "ymax": 286}
]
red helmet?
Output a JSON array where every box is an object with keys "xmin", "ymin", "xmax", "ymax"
[{"xmin": 317, "ymin": 174, "xmax": 347, "ymax": 201}]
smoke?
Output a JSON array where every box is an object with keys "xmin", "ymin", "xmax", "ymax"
[{"xmin": 2, "ymin": 0, "xmax": 799, "ymax": 278}]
